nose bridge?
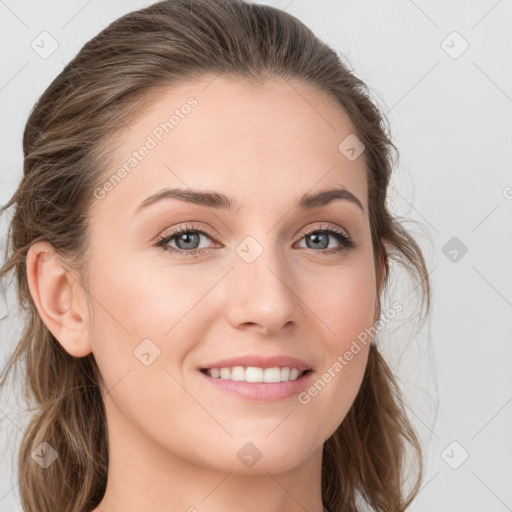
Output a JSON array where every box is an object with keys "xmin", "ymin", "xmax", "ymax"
[{"xmin": 226, "ymin": 230, "xmax": 298, "ymax": 333}]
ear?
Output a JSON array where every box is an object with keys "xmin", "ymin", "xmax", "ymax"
[{"xmin": 26, "ymin": 241, "xmax": 93, "ymax": 358}]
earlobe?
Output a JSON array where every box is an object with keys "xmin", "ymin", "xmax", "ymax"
[{"xmin": 26, "ymin": 241, "xmax": 92, "ymax": 358}]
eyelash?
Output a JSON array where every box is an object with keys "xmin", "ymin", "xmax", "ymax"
[{"xmin": 155, "ymin": 222, "xmax": 356, "ymax": 258}]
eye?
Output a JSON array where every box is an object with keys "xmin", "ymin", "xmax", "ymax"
[
  {"xmin": 155, "ymin": 223, "xmax": 218, "ymax": 258},
  {"xmin": 295, "ymin": 223, "xmax": 356, "ymax": 255},
  {"xmin": 155, "ymin": 222, "xmax": 356, "ymax": 258}
]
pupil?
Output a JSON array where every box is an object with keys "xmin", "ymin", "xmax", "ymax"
[
  {"xmin": 177, "ymin": 232, "xmax": 199, "ymax": 250},
  {"xmin": 308, "ymin": 232, "xmax": 328, "ymax": 250}
]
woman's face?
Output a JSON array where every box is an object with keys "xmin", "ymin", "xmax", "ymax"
[{"xmin": 83, "ymin": 75, "xmax": 381, "ymax": 474}]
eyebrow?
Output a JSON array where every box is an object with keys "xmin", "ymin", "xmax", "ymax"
[{"xmin": 132, "ymin": 186, "xmax": 365, "ymax": 217}]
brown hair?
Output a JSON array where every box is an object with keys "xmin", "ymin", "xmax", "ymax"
[{"xmin": 0, "ymin": 1, "xmax": 431, "ymax": 511}]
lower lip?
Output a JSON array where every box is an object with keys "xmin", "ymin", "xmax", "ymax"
[{"xmin": 198, "ymin": 369, "xmax": 314, "ymax": 402}]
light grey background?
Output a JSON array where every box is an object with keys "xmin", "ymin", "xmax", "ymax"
[{"xmin": 1, "ymin": 1, "xmax": 511, "ymax": 511}]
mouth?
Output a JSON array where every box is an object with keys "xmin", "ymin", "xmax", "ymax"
[
  {"xmin": 198, "ymin": 367, "xmax": 314, "ymax": 401},
  {"xmin": 199, "ymin": 367, "xmax": 313, "ymax": 383}
]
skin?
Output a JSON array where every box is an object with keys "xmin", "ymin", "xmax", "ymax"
[{"xmin": 26, "ymin": 74, "xmax": 385, "ymax": 512}]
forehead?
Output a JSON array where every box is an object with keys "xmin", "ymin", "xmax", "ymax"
[{"xmin": 92, "ymin": 74, "xmax": 368, "ymax": 219}]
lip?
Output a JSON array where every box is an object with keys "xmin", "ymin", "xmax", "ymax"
[
  {"xmin": 199, "ymin": 355, "xmax": 313, "ymax": 372},
  {"xmin": 198, "ymin": 368, "xmax": 314, "ymax": 402}
]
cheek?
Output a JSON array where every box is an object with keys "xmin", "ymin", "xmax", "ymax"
[
  {"xmin": 297, "ymin": 257, "xmax": 376, "ymax": 418},
  {"xmin": 88, "ymin": 250, "xmax": 206, "ymax": 336},
  {"xmin": 302, "ymin": 257, "xmax": 377, "ymax": 347},
  {"xmin": 86, "ymin": 252, "xmax": 226, "ymax": 385},
  {"xmin": 332, "ymin": 280, "xmax": 377, "ymax": 347}
]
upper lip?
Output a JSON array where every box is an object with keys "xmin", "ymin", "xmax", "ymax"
[{"xmin": 200, "ymin": 355, "xmax": 313, "ymax": 371}]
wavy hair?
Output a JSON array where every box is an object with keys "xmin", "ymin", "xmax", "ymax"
[{"xmin": 0, "ymin": 1, "xmax": 431, "ymax": 511}]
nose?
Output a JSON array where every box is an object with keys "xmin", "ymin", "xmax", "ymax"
[{"xmin": 225, "ymin": 240, "xmax": 299, "ymax": 336}]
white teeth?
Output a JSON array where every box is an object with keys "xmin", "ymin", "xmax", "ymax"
[
  {"xmin": 231, "ymin": 366, "xmax": 245, "ymax": 381},
  {"xmin": 204, "ymin": 366, "xmax": 307, "ymax": 383},
  {"xmin": 245, "ymin": 367, "xmax": 263, "ymax": 382},
  {"xmin": 263, "ymin": 367, "xmax": 281, "ymax": 383}
]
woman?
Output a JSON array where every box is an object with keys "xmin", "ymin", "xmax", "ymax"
[{"xmin": 0, "ymin": 1, "xmax": 431, "ymax": 511}]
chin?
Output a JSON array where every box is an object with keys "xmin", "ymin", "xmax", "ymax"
[{"xmin": 203, "ymin": 438, "xmax": 314, "ymax": 475}]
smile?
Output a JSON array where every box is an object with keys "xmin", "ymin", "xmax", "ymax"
[
  {"xmin": 201, "ymin": 366, "xmax": 308, "ymax": 383},
  {"xmin": 199, "ymin": 367, "xmax": 314, "ymax": 401}
]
